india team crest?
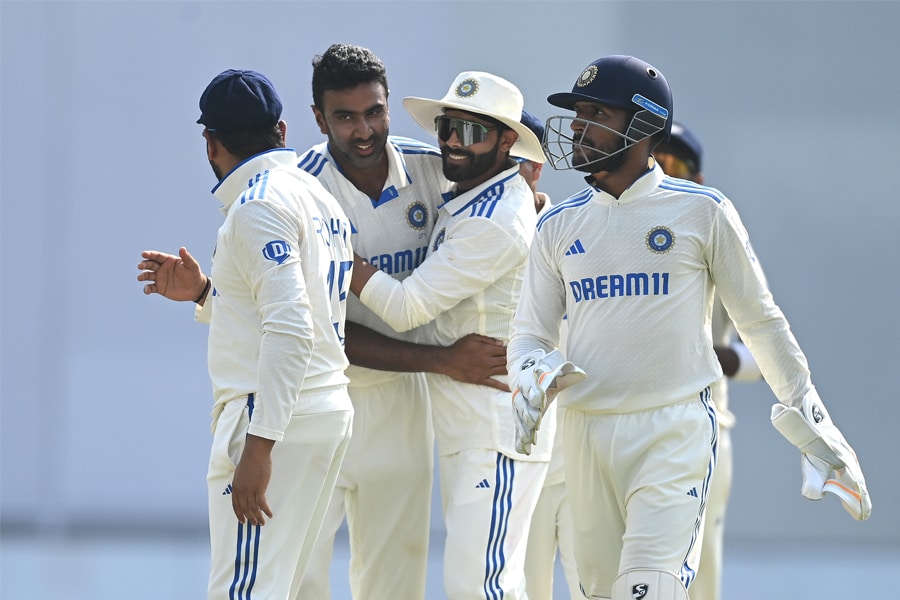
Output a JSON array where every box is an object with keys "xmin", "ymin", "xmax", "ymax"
[
  {"xmin": 455, "ymin": 78, "xmax": 479, "ymax": 98},
  {"xmin": 407, "ymin": 201, "xmax": 428, "ymax": 231},
  {"xmin": 646, "ymin": 226, "xmax": 675, "ymax": 254},
  {"xmin": 432, "ymin": 227, "xmax": 446, "ymax": 252},
  {"xmin": 576, "ymin": 65, "xmax": 598, "ymax": 88}
]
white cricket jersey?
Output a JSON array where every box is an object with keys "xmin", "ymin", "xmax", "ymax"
[
  {"xmin": 508, "ymin": 164, "xmax": 817, "ymax": 414},
  {"xmin": 207, "ymin": 149, "xmax": 352, "ymax": 441},
  {"xmin": 709, "ymin": 298, "xmax": 737, "ymax": 428},
  {"xmin": 297, "ymin": 136, "xmax": 452, "ymax": 387},
  {"xmin": 359, "ymin": 164, "xmax": 551, "ymax": 459}
]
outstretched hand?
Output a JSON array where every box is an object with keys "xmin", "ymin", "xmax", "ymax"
[
  {"xmin": 442, "ymin": 333, "xmax": 510, "ymax": 392},
  {"xmin": 137, "ymin": 247, "xmax": 207, "ymax": 302}
]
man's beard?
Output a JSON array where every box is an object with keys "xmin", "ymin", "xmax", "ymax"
[
  {"xmin": 441, "ymin": 139, "xmax": 500, "ymax": 183},
  {"xmin": 210, "ymin": 159, "xmax": 223, "ymax": 181},
  {"xmin": 573, "ymin": 136, "xmax": 629, "ymax": 175}
]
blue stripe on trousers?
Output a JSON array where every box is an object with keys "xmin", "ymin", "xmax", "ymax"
[
  {"xmin": 228, "ymin": 520, "xmax": 261, "ymax": 599},
  {"xmin": 483, "ymin": 453, "xmax": 515, "ymax": 599}
]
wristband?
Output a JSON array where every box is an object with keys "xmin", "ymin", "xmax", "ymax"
[
  {"xmin": 731, "ymin": 341, "xmax": 762, "ymax": 382},
  {"xmin": 194, "ymin": 277, "xmax": 211, "ymax": 304}
]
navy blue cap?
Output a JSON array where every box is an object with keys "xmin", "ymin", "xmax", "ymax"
[
  {"xmin": 658, "ymin": 121, "xmax": 703, "ymax": 172},
  {"xmin": 197, "ymin": 69, "xmax": 283, "ymax": 131},
  {"xmin": 548, "ymin": 55, "xmax": 673, "ymax": 138},
  {"xmin": 520, "ymin": 109, "xmax": 546, "ymax": 144}
]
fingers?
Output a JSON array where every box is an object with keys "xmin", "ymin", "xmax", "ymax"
[
  {"xmin": 178, "ymin": 247, "xmax": 200, "ymax": 271},
  {"xmin": 463, "ymin": 333, "xmax": 505, "ymax": 347},
  {"xmin": 231, "ymin": 492, "xmax": 273, "ymax": 526},
  {"xmin": 481, "ymin": 377, "xmax": 511, "ymax": 393},
  {"xmin": 140, "ymin": 250, "xmax": 176, "ymax": 264}
]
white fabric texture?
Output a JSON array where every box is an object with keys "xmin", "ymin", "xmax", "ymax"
[
  {"xmin": 509, "ymin": 165, "xmax": 821, "ymax": 417},
  {"xmin": 359, "ymin": 165, "xmax": 551, "ymax": 459},
  {"xmin": 206, "ymin": 148, "xmax": 353, "ymax": 440},
  {"xmin": 297, "ymin": 136, "xmax": 452, "ymax": 386}
]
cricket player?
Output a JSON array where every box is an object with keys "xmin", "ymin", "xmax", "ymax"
[
  {"xmin": 349, "ymin": 71, "xmax": 550, "ymax": 600},
  {"xmin": 137, "ymin": 69, "xmax": 354, "ymax": 599},
  {"xmin": 507, "ymin": 55, "xmax": 870, "ymax": 600},
  {"xmin": 293, "ymin": 43, "xmax": 501, "ymax": 600}
]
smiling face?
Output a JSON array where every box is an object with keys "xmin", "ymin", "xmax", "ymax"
[
  {"xmin": 313, "ymin": 81, "xmax": 390, "ymax": 172},
  {"xmin": 437, "ymin": 108, "xmax": 516, "ymax": 192}
]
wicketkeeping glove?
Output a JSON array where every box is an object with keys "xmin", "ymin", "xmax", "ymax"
[
  {"xmin": 770, "ymin": 391, "xmax": 871, "ymax": 520},
  {"xmin": 511, "ymin": 349, "xmax": 586, "ymax": 455}
]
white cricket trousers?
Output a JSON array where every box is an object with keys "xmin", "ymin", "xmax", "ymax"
[
  {"xmin": 525, "ymin": 479, "xmax": 581, "ymax": 600},
  {"xmin": 564, "ymin": 392, "xmax": 717, "ymax": 599},
  {"xmin": 690, "ymin": 426, "xmax": 732, "ymax": 600},
  {"xmin": 206, "ymin": 390, "xmax": 353, "ymax": 600},
  {"xmin": 439, "ymin": 448, "xmax": 549, "ymax": 600},
  {"xmin": 297, "ymin": 372, "xmax": 434, "ymax": 600}
]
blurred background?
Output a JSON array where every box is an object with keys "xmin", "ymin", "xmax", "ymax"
[{"xmin": 2, "ymin": 0, "xmax": 898, "ymax": 598}]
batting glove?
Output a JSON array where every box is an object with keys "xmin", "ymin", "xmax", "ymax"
[
  {"xmin": 511, "ymin": 349, "xmax": 586, "ymax": 455},
  {"xmin": 771, "ymin": 391, "xmax": 871, "ymax": 520}
]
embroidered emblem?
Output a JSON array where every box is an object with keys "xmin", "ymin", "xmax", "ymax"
[
  {"xmin": 407, "ymin": 202, "xmax": 428, "ymax": 230},
  {"xmin": 432, "ymin": 228, "xmax": 446, "ymax": 252},
  {"xmin": 576, "ymin": 65, "xmax": 598, "ymax": 88},
  {"xmin": 646, "ymin": 226, "xmax": 675, "ymax": 254},
  {"xmin": 455, "ymin": 78, "xmax": 479, "ymax": 98}
]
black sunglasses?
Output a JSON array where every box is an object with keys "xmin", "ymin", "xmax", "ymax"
[{"xmin": 434, "ymin": 115, "xmax": 496, "ymax": 146}]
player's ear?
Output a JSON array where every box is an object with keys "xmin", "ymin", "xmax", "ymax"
[
  {"xmin": 278, "ymin": 120, "xmax": 287, "ymax": 147},
  {"xmin": 501, "ymin": 129, "xmax": 518, "ymax": 153},
  {"xmin": 312, "ymin": 105, "xmax": 328, "ymax": 135},
  {"xmin": 202, "ymin": 129, "xmax": 218, "ymax": 161}
]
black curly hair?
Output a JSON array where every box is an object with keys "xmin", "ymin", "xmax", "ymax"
[{"xmin": 311, "ymin": 43, "xmax": 389, "ymax": 109}]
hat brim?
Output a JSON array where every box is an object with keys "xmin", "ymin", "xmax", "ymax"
[
  {"xmin": 547, "ymin": 91, "xmax": 605, "ymax": 111},
  {"xmin": 402, "ymin": 96, "xmax": 546, "ymax": 164}
]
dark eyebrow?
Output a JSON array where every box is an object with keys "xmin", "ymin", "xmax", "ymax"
[{"xmin": 332, "ymin": 101, "xmax": 386, "ymax": 118}]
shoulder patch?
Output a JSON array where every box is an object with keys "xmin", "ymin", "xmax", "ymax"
[{"xmin": 262, "ymin": 240, "xmax": 292, "ymax": 264}]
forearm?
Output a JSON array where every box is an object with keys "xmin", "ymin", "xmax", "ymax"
[
  {"xmin": 349, "ymin": 253, "xmax": 378, "ymax": 297},
  {"xmin": 345, "ymin": 321, "xmax": 450, "ymax": 375}
]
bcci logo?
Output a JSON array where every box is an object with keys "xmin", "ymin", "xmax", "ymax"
[
  {"xmin": 432, "ymin": 228, "xmax": 446, "ymax": 252},
  {"xmin": 262, "ymin": 240, "xmax": 291, "ymax": 264},
  {"xmin": 407, "ymin": 201, "xmax": 428, "ymax": 231},
  {"xmin": 646, "ymin": 226, "xmax": 675, "ymax": 254},
  {"xmin": 455, "ymin": 78, "xmax": 479, "ymax": 98},
  {"xmin": 631, "ymin": 584, "xmax": 649, "ymax": 599},
  {"xmin": 576, "ymin": 65, "xmax": 598, "ymax": 88}
]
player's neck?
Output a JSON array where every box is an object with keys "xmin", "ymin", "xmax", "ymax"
[
  {"xmin": 339, "ymin": 155, "xmax": 389, "ymax": 201},
  {"xmin": 587, "ymin": 154, "xmax": 653, "ymax": 198}
]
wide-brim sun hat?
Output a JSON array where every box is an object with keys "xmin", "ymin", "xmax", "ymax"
[{"xmin": 403, "ymin": 71, "xmax": 545, "ymax": 163}]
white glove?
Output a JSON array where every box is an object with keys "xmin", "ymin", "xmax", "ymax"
[
  {"xmin": 511, "ymin": 349, "xmax": 586, "ymax": 455},
  {"xmin": 771, "ymin": 391, "xmax": 871, "ymax": 520}
]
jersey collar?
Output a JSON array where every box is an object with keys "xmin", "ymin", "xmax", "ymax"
[{"xmin": 211, "ymin": 148, "xmax": 298, "ymax": 212}]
